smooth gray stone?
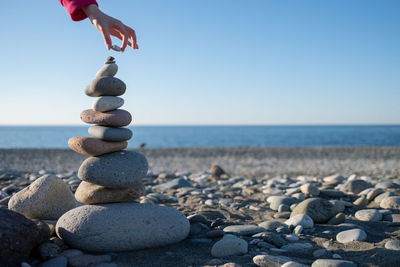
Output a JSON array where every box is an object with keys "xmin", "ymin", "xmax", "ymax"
[
  {"xmin": 152, "ymin": 178, "xmax": 192, "ymax": 191},
  {"xmin": 92, "ymin": 96, "xmax": 124, "ymax": 112},
  {"xmin": 95, "ymin": 63, "xmax": 118, "ymax": 78},
  {"xmin": 88, "ymin": 125, "xmax": 132, "ymax": 141},
  {"xmin": 336, "ymin": 229, "xmax": 367, "ymax": 244},
  {"xmin": 85, "ymin": 77, "xmax": 126, "ymax": 97},
  {"xmin": 385, "ymin": 239, "xmax": 400, "ymax": 250},
  {"xmin": 311, "ymin": 259, "xmax": 357, "ymax": 267},
  {"xmin": 223, "ymin": 225, "xmax": 265, "ymax": 236},
  {"xmin": 78, "ymin": 151, "xmax": 148, "ymax": 188},
  {"xmin": 56, "ymin": 203, "xmax": 190, "ymax": 252},
  {"xmin": 258, "ymin": 220, "xmax": 285, "ymax": 231}
]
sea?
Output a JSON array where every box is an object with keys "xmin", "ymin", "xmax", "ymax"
[{"xmin": 0, "ymin": 125, "xmax": 399, "ymax": 148}]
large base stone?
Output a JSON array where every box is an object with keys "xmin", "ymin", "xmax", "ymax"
[{"xmin": 56, "ymin": 203, "xmax": 190, "ymax": 252}]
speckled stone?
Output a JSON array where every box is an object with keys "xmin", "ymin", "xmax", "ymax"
[
  {"xmin": 75, "ymin": 181, "xmax": 145, "ymax": 204},
  {"xmin": 56, "ymin": 203, "xmax": 190, "ymax": 252},
  {"xmin": 68, "ymin": 136, "xmax": 127, "ymax": 156},
  {"xmin": 380, "ymin": 196, "xmax": 400, "ymax": 209},
  {"xmin": 88, "ymin": 125, "xmax": 132, "ymax": 142},
  {"xmin": 80, "ymin": 109, "xmax": 132, "ymax": 127},
  {"xmin": 355, "ymin": 209, "xmax": 382, "ymax": 222},
  {"xmin": 92, "ymin": 96, "xmax": 124, "ymax": 112},
  {"xmin": 85, "ymin": 77, "xmax": 126, "ymax": 97},
  {"xmin": 95, "ymin": 63, "xmax": 118, "ymax": 78},
  {"xmin": 78, "ymin": 151, "xmax": 148, "ymax": 188},
  {"xmin": 336, "ymin": 229, "xmax": 367, "ymax": 244}
]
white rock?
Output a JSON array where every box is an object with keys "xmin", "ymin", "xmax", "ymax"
[
  {"xmin": 56, "ymin": 203, "xmax": 190, "ymax": 252},
  {"xmin": 284, "ymin": 214, "xmax": 314, "ymax": 229},
  {"xmin": 312, "ymin": 259, "xmax": 356, "ymax": 267},
  {"xmin": 211, "ymin": 235, "xmax": 248, "ymax": 257},
  {"xmin": 294, "ymin": 225, "xmax": 303, "ymax": 235},
  {"xmin": 300, "ymin": 183, "xmax": 320, "ymax": 196},
  {"xmin": 336, "ymin": 229, "xmax": 367, "ymax": 244},
  {"xmin": 8, "ymin": 175, "xmax": 76, "ymax": 220},
  {"xmin": 281, "ymin": 261, "xmax": 308, "ymax": 267},
  {"xmin": 380, "ymin": 196, "xmax": 400, "ymax": 209},
  {"xmin": 355, "ymin": 209, "xmax": 382, "ymax": 222}
]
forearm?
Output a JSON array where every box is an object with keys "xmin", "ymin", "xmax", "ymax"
[{"xmin": 58, "ymin": 0, "xmax": 98, "ymax": 21}]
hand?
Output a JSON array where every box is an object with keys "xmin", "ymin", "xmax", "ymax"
[{"xmin": 82, "ymin": 4, "xmax": 138, "ymax": 52}]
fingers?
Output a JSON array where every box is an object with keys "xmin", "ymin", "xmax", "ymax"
[
  {"xmin": 99, "ymin": 26, "xmax": 112, "ymax": 50},
  {"xmin": 126, "ymin": 26, "xmax": 138, "ymax": 50}
]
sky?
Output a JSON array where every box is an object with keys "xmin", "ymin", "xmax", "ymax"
[{"xmin": 0, "ymin": 0, "xmax": 399, "ymax": 125}]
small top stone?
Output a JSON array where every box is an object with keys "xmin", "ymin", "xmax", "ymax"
[{"xmin": 106, "ymin": 56, "xmax": 115, "ymax": 64}]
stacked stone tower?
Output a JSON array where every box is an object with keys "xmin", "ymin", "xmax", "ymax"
[{"xmin": 56, "ymin": 57, "xmax": 189, "ymax": 252}]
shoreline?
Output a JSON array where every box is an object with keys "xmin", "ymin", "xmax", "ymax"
[{"xmin": 1, "ymin": 146, "xmax": 399, "ymax": 177}]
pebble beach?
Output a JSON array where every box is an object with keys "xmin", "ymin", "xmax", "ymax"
[{"xmin": 1, "ymin": 146, "xmax": 400, "ymax": 267}]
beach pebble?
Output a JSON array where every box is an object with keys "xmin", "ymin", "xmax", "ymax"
[
  {"xmin": 366, "ymin": 188, "xmax": 384, "ymax": 201},
  {"xmin": 300, "ymin": 183, "xmax": 320, "ymax": 196},
  {"xmin": 374, "ymin": 192, "xmax": 394, "ymax": 204},
  {"xmin": 375, "ymin": 180, "xmax": 400, "ymax": 189},
  {"xmin": 152, "ymin": 178, "xmax": 192, "ymax": 191},
  {"xmin": 327, "ymin": 213, "xmax": 346, "ymax": 225},
  {"xmin": 38, "ymin": 256, "xmax": 67, "ymax": 267},
  {"xmin": 68, "ymin": 136, "xmax": 127, "ymax": 156},
  {"xmin": 85, "ymin": 76, "xmax": 126, "ymax": 97},
  {"xmin": 355, "ymin": 209, "xmax": 382, "ymax": 222},
  {"xmin": 284, "ymin": 214, "xmax": 314, "ymax": 229},
  {"xmin": 340, "ymin": 179, "xmax": 373, "ymax": 194},
  {"xmin": 294, "ymin": 225, "xmax": 303, "ymax": 235},
  {"xmin": 352, "ymin": 195, "xmax": 368, "ymax": 210},
  {"xmin": 78, "ymin": 151, "xmax": 148, "ymax": 188},
  {"xmin": 75, "ymin": 181, "xmax": 145, "ymax": 204},
  {"xmin": 223, "ymin": 225, "xmax": 265, "ymax": 236},
  {"xmin": 258, "ymin": 220, "xmax": 284, "ymax": 231},
  {"xmin": 280, "ymin": 242, "xmax": 312, "ymax": 252},
  {"xmin": 336, "ymin": 229, "xmax": 367, "ymax": 244},
  {"xmin": 60, "ymin": 249, "xmax": 84, "ymax": 259},
  {"xmin": 380, "ymin": 196, "xmax": 400, "ymax": 209},
  {"xmin": 0, "ymin": 209, "xmax": 43, "ymax": 264},
  {"xmin": 253, "ymin": 254, "xmax": 291, "ymax": 267},
  {"xmin": 80, "ymin": 109, "xmax": 132, "ymax": 127},
  {"xmin": 56, "ymin": 203, "xmax": 189, "ymax": 252},
  {"xmin": 385, "ymin": 239, "xmax": 400, "ymax": 250},
  {"xmin": 88, "ymin": 125, "xmax": 132, "ymax": 141},
  {"xmin": 313, "ymin": 248, "xmax": 326, "ymax": 257},
  {"xmin": 290, "ymin": 198, "xmax": 337, "ymax": 223},
  {"xmin": 92, "ymin": 96, "xmax": 124, "ymax": 112},
  {"xmin": 8, "ymin": 175, "xmax": 76, "ymax": 220},
  {"xmin": 311, "ymin": 259, "xmax": 357, "ymax": 267},
  {"xmin": 323, "ymin": 174, "xmax": 345, "ymax": 185},
  {"xmin": 95, "ymin": 63, "xmax": 118, "ymax": 78},
  {"xmin": 210, "ymin": 235, "xmax": 248, "ymax": 257},
  {"xmin": 267, "ymin": 196, "xmax": 297, "ymax": 211}
]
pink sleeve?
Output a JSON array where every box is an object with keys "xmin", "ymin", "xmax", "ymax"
[{"xmin": 58, "ymin": 0, "xmax": 98, "ymax": 21}]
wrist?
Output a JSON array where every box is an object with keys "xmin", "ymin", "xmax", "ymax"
[{"xmin": 82, "ymin": 4, "xmax": 100, "ymax": 18}]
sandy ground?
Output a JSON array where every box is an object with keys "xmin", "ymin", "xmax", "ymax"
[{"xmin": 1, "ymin": 147, "xmax": 400, "ymax": 177}]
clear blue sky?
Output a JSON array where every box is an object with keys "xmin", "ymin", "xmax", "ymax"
[{"xmin": 0, "ymin": 0, "xmax": 399, "ymax": 125}]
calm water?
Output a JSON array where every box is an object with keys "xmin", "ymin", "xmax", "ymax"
[{"xmin": 0, "ymin": 125, "xmax": 399, "ymax": 148}]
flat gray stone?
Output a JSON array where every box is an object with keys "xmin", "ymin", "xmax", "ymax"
[
  {"xmin": 95, "ymin": 63, "xmax": 118, "ymax": 78},
  {"xmin": 85, "ymin": 77, "xmax": 126, "ymax": 97},
  {"xmin": 78, "ymin": 151, "xmax": 148, "ymax": 188},
  {"xmin": 88, "ymin": 125, "xmax": 132, "ymax": 142},
  {"xmin": 211, "ymin": 235, "xmax": 248, "ymax": 257},
  {"xmin": 340, "ymin": 179, "xmax": 372, "ymax": 194},
  {"xmin": 267, "ymin": 196, "xmax": 297, "ymax": 211},
  {"xmin": 355, "ymin": 209, "xmax": 382, "ymax": 222},
  {"xmin": 374, "ymin": 192, "xmax": 394, "ymax": 204},
  {"xmin": 385, "ymin": 239, "xmax": 400, "ymax": 250},
  {"xmin": 380, "ymin": 196, "xmax": 400, "ymax": 209},
  {"xmin": 336, "ymin": 229, "xmax": 367, "ymax": 244},
  {"xmin": 56, "ymin": 203, "xmax": 190, "ymax": 252},
  {"xmin": 92, "ymin": 96, "xmax": 124, "ymax": 112},
  {"xmin": 258, "ymin": 220, "xmax": 284, "ymax": 231},
  {"xmin": 152, "ymin": 178, "xmax": 192, "ymax": 191},
  {"xmin": 311, "ymin": 259, "xmax": 357, "ymax": 267},
  {"xmin": 223, "ymin": 225, "xmax": 265, "ymax": 236}
]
